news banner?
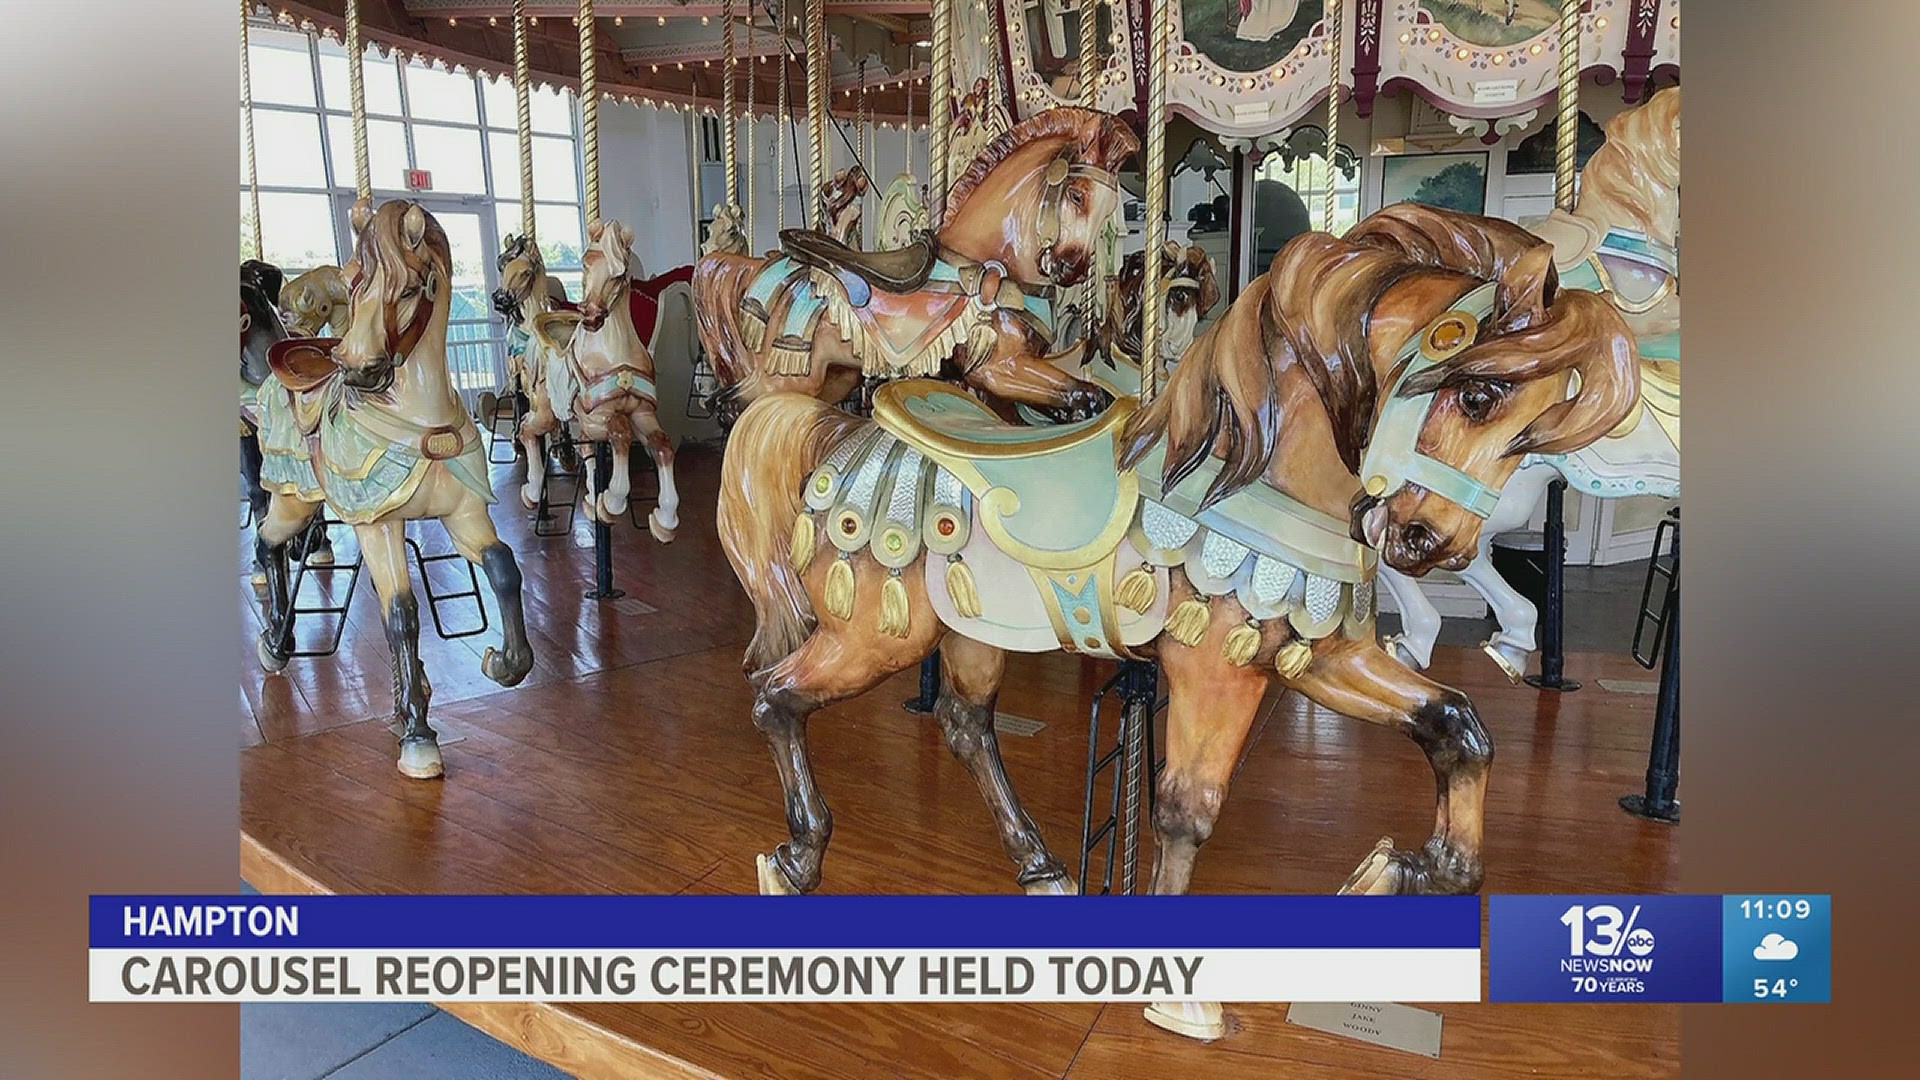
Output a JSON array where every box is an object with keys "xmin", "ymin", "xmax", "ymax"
[{"xmin": 88, "ymin": 894, "xmax": 1830, "ymax": 1004}]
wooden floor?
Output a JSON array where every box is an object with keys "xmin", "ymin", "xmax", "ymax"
[{"xmin": 241, "ymin": 444, "xmax": 1680, "ymax": 1079}]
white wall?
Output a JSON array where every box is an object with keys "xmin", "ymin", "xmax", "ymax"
[{"xmin": 599, "ymin": 99, "xmax": 699, "ymax": 275}]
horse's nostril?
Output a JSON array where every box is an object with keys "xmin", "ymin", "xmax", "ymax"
[{"xmin": 1402, "ymin": 522, "xmax": 1436, "ymax": 556}]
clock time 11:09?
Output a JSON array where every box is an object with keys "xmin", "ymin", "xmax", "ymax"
[{"xmin": 1740, "ymin": 898, "xmax": 1812, "ymax": 919}]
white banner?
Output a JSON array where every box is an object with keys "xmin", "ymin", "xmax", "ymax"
[{"xmin": 92, "ymin": 948, "xmax": 1480, "ymax": 1003}]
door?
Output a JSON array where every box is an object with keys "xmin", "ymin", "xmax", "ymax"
[{"xmin": 335, "ymin": 193, "xmax": 507, "ymax": 415}]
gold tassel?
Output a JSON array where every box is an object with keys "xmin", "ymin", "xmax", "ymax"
[
  {"xmin": 1275, "ymin": 639, "xmax": 1315, "ymax": 680},
  {"xmin": 879, "ymin": 573, "xmax": 911, "ymax": 638},
  {"xmin": 741, "ymin": 312, "xmax": 766, "ymax": 350},
  {"xmin": 1222, "ymin": 620, "xmax": 1262, "ymax": 667},
  {"xmin": 946, "ymin": 557, "xmax": 982, "ymax": 618},
  {"xmin": 1115, "ymin": 567, "xmax": 1157, "ymax": 613},
  {"xmin": 1165, "ymin": 598, "xmax": 1211, "ymax": 648},
  {"xmin": 789, "ymin": 514, "xmax": 816, "ymax": 572},
  {"xmin": 825, "ymin": 556, "xmax": 856, "ymax": 620}
]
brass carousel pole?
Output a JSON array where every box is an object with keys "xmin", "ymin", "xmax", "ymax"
[
  {"xmin": 578, "ymin": 0, "xmax": 600, "ymax": 226},
  {"xmin": 1528, "ymin": 0, "xmax": 1583, "ymax": 692},
  {"xmin": 1078, "ymin": 0, "xmax": 1102, "ymax": 328},
  {"xmin": 1140, "ymin": 0, "xmax": 1170, "ymax": 406},
  {"xmin": 1324, "ymin": 0, "xmax": 1342, "ymax": 231},
  {"xmin": 723, "ymin": 0, "xmax": 740, "ymax": 213},
  {"xmin": 513, "ymin": 0, "xmax": 535, "ymax": 244},
  {"xmin": 929, "ymin": 0, "xmax": 952, "ymax": 220},
  {"xmin": 776, "ymin": 1, "xmax": 789, "ymax": 232},
  {"xmin": 746, "ymin": 13, "xmax": 756, "ymax": 240},
  {"xmin": 804, "ymin": 0, "xmax": 827, "ymax": 227},
  {"xmin": 345, "ymin": 0, "xmax": 371, "ymax": 201},
  {"xmin": 240, "ymin": 0, "xmax": 264, "ymax": 258}
]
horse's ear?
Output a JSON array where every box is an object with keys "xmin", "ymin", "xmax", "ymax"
[
  {"xmin": 1494, "ymin": 242, "xmax": 1557, "ymax": 334},
  {"xmin": 614, "ymin": 220, "xmax": 634, "ymax": 253},
  {"xmin": 401, "ymin": 203, "xmax": 430, "ymax": 253},
  {"xmin": 349, "ymin": 197, "xmax": 374, "ymax": 236},
  {"xmin": 1195, "ymin": 252, "xmax": 1222, "ymax": 317},
  {"xmin": 587, "ymin": 218, "xmax": 605, "ymax": 243}
]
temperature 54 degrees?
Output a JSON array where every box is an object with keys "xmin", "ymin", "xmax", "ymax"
[{"xmin": 1754, "ymin": 977, "xmax": 1800, "ymax": 999}]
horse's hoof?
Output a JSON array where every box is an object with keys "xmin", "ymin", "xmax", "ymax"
[
  {"xmin": 250, "ymin": 570, "xmax": 268, "ymax": 595},
  {"xmin": 1338, "ymin": 837, "xmax": 1403, "ymax": 896},
  {"xmin": 397, "ymin": 737, "xmax": 444, "ymax": 780},
  {"xmin": 756, "ymin": 853, "xmax": 799, "ymax": 896},
  {"xmin": 306, "ymin": 549, "xmax": 334, "ymax": 568},
  {"xmin": 1383, "ymin": 633, "xmax": 1426, "ymax": 670},
  {"xmin": 1481, "ymin": 639, "xmax": 1527, "ymax": 683},
  {"xmin": 648, "ymin": 510, "xmax": 676, "ymax": 544},
  {"xmin": 257, "ymin": 636, "xmax": 288, "ymax": 674},
  {"xmin": 483, "ymin": 646, "xmax": 532, "ymax": 688},
  {"xmin": 1022, "ymin": 875, "xmax": 1077, "ymax": 896},
  {"xmin": 520, "ymin": 488, "xmax": 539, "ymax": 511},
  {"xmin": 1143, "ymin": 1001, "xmax": 1226, "ymax": 1041},
  {"xmin": 602, "ymin": 495, "xmax": 629, "ymax": 518}
]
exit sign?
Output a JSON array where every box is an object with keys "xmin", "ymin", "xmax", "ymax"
[{"xmin": 404, "ymin": 169, "xmax": 433, "ymax": 191}]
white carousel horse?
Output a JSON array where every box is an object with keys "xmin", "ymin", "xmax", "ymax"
[
  {"xmin": 531, "ymin": 218, "xmax": 683, "ymax": 541},
  {"xmin": 253, "ymin": 198, "xmax": 535, "ymax": 778},
  {"xmin": 1378, "ymin": 87, "xmax": 1681, "ymax": 678},
  {"xmin": 703, "ymin": 201, "xmax": 749, "ymax": 257},
  {"xmin": 875, "ymin": 172, "xmax": 930, "ymax": 251},
  {"xmin": 489, "ymin": 232, "xmax": 577, "ymax": 508},
  {"xmin": 280, "ymin": 265, "xmax": 352, "ymax": 337}
]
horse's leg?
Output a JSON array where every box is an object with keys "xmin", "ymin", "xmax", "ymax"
[
  {"xmin": 358, "ymin": 519, "xmax": 440, "ymax": 779},
  {"xmin": 441, "ymin": 494, "xmax": 535, "ymax": 688},
  {"xmin": 253, "ymin": 493, "xmax": 320, "ymax": 673},
  {"xmin": 936, "ymin": 635, "xmax": 1075, "ymax": 894},
  {"xmin": 1142, "ymin": 587, "xmax": 1274, "ymax": 1042},
  {"xmin": 577, "ymin": 413, "xmax": 607, "ymax": 524},
  {"xmin": 634, "ymin": 410, "xmax": 679, "ymax": 542},
  {"xmin": 752, "ymin": 556, "xmax": 941, "ymax": 894},
  {"xmin": 517, "ymin": 407, "xmax": 553, "ymax": 510},
  {"xmin": 1377, "ymin": 567, "xmax": 1439, "ymax": 670},
  {"xmin": 1462, "ymin": 463, "xmax": 1553, "ymax": 679},
  {"xmin": 1287, "ymin": 637, "xmax": 1492, "ymax": 896},
  {"xmin": 601, "ymin": 411, "xmax": 635, "ymax": 518}
]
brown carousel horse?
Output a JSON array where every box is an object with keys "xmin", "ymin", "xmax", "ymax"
[
  {"xmin": 280, "ymin": 265, "xmax": 352, "ymax": 337},
  {"xmin": 718, "ymin": 203, "xmax": 1638, "ymax": 1037},
  {"xmin": 253, "ymin": 198, "xmax": 535, "ymax": 779},
  {"xmin": 1058, "ymin": 242, "xmax": 1223, "ymax": 403},
  {"xmin": 489, "ymin": 233, "xmax": 576, "ymax": 509},
  {"xmin": 821, "ymin": 164, "xmax": 869, "ymax": 248},
  {"xmin": 693, "ymin": 108, "xmax": 1130, "ymax": 417},
  {"xmin": 530, "ymin": 219, "xmax": 682, "ymax": 541}
]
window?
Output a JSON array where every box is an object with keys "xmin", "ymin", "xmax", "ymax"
[
  {"xmin": 1251, "ymin": 141, "xmax": 1360, "ymax": 274},
  {"xmin": 242, "ymin": 21, "xmax": 589, "ymax": 397}
]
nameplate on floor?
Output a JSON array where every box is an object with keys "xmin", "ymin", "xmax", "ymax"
[
  {"xmin": 1285, "ymin": 1002, "xmax": 1443, "ymax": 1058},
  {"xmin": 993, "ymin": 713, "xmax": 1046, "ymax": 738},
  {"xmin": 611, "ymin": 597, "xmax": 657, "ymax": 617}
]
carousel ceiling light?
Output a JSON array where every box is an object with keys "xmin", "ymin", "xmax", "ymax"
[
  {"xmin": 1530, "ymin": 43, "xmax": 1544, "ymax": 54},
  {"xmin": 615, "ymin": 15, "xmax": 623, "ymax": 25},
  {"xmin": 1456, "ymin": 48, "xmax": 1471, "ymax": 60},
  {"xmin": 658, "ymin": 15, "xmax": 666, "ymax": 25},
  {"xmin": 702, "ymin": 15, "xmax": 710, "ymax": 24},
  {"xmin": 1595, "ymin": 17, "xmax": 1608, "ymax": 28},
  {"xmin": 1492, "ymin": 53, "xmax": 1505, "ymax": 65},
  {"xmin": 1428, "ymin": 29, "xmax": 1441, "ymax": 42},
  {"xmin": 488, "ymin": 16, "xmax": 497, "ymax": 26}
]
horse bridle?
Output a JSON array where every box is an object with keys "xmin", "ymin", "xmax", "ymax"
[
  {"xmin": 1357, "ymin": 281, "xmax": 1504, "ymax": 519},
  {"xmin": 341, "ymin": 264, "xmax": 437, "ymax": 393},
  {"xmin": 1034, "ymin": 146, "xmax": 1119, "ymax": 285}
]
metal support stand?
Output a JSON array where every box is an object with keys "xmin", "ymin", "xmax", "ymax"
[
  {"xmin": 583, "ymin": 442, "xmax": 624, "ymax": 600},
  {"xmin": 485, "ymin": 389, "xmax": 526, "ymax": 465},
  {"xmin": 1622, "ymin": 508, "xmax": 1680, "ymax": 823},
  {"xmin": 280, "ymin": 514, "xmax": 362, "ymax": 660},
  {"xmin": 530, "ymin": 434, "xmax": 586, "ymax": 538},
  {"xmin": 404, "ymin": 536, "xmax": 489, "ymax": 640},
  {"xmin": 1079, "ymin": 660, "xmax": 1162, "ymax": 895},
  {"xmin": 1525, "ymin": 477, "xmax": 1581, "ymax": 691},
  {"xmin": 901, "ymin": 652, "xmax": 941, "ymax": 715}
]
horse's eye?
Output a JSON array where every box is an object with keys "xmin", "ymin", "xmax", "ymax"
[
  {"xmin": 400, "ymin": 286, "xmax": 421, "ymax": 299},
  {"xmin": 1068, "ymin": 186, "xmax": 1087, "ymax": 209},
  {"xmin": 1454, "ymin": 379, "xmax": 1506, "ymax": 422}
]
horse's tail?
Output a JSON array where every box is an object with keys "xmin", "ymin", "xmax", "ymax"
[
  {"xmin": 692, "ymin": 253, "xmax": 761, "ymax": 389},
  {"xmin": 718, "ymin": 393, "xmax": 868, "ymax": 677}
]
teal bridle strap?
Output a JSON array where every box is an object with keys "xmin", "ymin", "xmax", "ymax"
[{"xmin": 1359, "ymin": 281, "xmax": 1504, "ymax": 520}]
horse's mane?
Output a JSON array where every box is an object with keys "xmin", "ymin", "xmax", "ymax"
[
  {"xmin": 941, "ymin": 107, "xmax": 1138, "ymax": 228},
  {"xmin": 1119, "ymin": 203, "xmax": 1583, "ymax": 508},
  {"xmin": 1579, "ymin": 87, "xmax": 1680, "ymax": 237}
]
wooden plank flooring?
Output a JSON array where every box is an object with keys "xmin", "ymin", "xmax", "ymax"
[{"xmin": 241, "ymin": 444, "xmax": 1678, "ymax": 1078}]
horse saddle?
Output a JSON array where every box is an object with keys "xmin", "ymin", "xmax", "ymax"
[
  {"xmin": 781, "ymin": 228, "xmax": 938, "ymax": 295},
  {"xmin": 268, "ymin": 337, "xmax": 342, "ymax": 394},
  {"xmin": 873, "ymin": 380, "xmax": 1138, "ymax": 570}
]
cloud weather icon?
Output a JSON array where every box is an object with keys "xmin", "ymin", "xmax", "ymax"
[{"xmin": 1753, "ymin": 933, "xmax": 1800, "ymax": 961}]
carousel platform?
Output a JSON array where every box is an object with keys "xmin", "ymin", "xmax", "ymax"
[{"xmin": 241, "ymin": 447, "xmax": 1678, "ymax": 1079}]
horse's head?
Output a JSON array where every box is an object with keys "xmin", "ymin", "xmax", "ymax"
[
  {"xmin": 281, "ymin": 266, "xmax": 350, "ymax": 337},
  {"xmin": 240, "ymin": 264, "xmax": 286, "ymax": 386},
  {"xmin": 1106, "ymin": 243, "xmax": 1222, "ymax": 365},
  {"xmin": 579, "ymin": 218, "xmax": 635, "ymax": 332},
  {"xmin": 1120, "ymin": 203, "xmax": 1639, "ymax": 579},
  {"xmin": 941, "ymin": 107, "xmax": 1137, "ymax": 288},
  {"xmin": 493, "ymin": 232, "xmax": 544, "ymax": 324},
  {"xmin": 1349, "ymin": 225, "xmax": 1641, "ymax": 575},
  {"xmin": 335, "ymin": 198, "xmax": 449, "ymax": 392},
  {"xmin": 1581, "ymin": 86, "xmax": 1680, "ymax": 244}
]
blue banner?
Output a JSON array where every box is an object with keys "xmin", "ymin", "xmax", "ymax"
[{"xmin": 92, "ymin": 895, "xmax": 1480, "ymax": 950}]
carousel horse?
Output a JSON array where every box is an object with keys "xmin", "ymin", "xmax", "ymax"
[
  {"xmin": 1378, "ymin": 86, "xmax": 1680, "ymax": 678},
  {"xmin": 702, "ymin": 201, "xmax": 749, "ymax": 257},
  {"xmin": 821, "ymin": 165, "xmax": 869, "ymax": 249},
  {"xmin": 252, "ymin": 198, "xmax": 535, "ymax": 779},
  {"xmin": 1074, "ymin": 242, "xmax": 1221, "ymax": 399},
  {"xmin": 875, "ymin": 172, "xmax": 930, "ymax": 251},
  {"xmin": 487, "ymin": 232, "xmax": 576, "ymax": 496},
  {"xmin": 530, "ymin": 218, "xmax": 683, "ymax": 541},
  {"xmin": 693, "ymin": 108, "xmax": 1129, "ymax": 418},
  {"xmin": 281, "ymin": 265, "xmax": 352, "ymax": 337},
  {"xmin": 241, "ymin": 260, "xmax": 288, "ymax": 590},
  {"xmin": 716, "ymin": 203, "xmax": 1639, "ymax": 1036}
]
